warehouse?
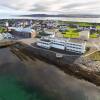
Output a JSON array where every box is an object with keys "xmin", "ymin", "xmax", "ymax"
[{"xmin": 8, "ymin": 27, "xmax": 37, "ymax": 38}]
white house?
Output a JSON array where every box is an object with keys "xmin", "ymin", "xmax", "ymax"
[
  {"xmin": 43, "ymin": 29, "xmax": 57, "ymax": 38},
  {"xmin": 44, "ymin": 31, "xmax": 55, "ymax": 38}
]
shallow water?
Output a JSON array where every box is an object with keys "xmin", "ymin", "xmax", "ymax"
[
  {"xmin": 0, "ymin": 74, "xmax": 54, "ymax": 100},
  {"xmin": 0, "ymin": 47, "xmax": 100, "ymax": 100},
  {"xmin": 0, "ymin": 48, "xmax": 51, "ymax": 100}
]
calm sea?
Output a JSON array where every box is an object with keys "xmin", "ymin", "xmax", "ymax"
[{"xmin": 0, "ymin": 47, "xmax": 100, "ymax": 100}]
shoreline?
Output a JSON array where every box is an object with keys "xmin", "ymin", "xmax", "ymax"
[
  {"xmin": 0, "ymin": 46, "xmax": 100, "ymax": 100},
  {"xmin": 0, "ymin": 40, "xmax": 100, "ymax": 86},
  {"xmin": 9, "ymin": 41, "xmax": 100, "ymax": 86}
]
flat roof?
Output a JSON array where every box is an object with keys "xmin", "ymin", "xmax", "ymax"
[
  {"xmin": 68, "ymin": 39, "xmax": 86, "ymax": 44},
  {"xmin": 40, "ymin": 39, "xmax": 51, "ymax": 42},
  {"xmin": 51, "ymin": 37, "xmax": 69, "ymax": 42},
  {"xmin": 9, "ymin": 27, "xmax": 35, "ymax": 33}
]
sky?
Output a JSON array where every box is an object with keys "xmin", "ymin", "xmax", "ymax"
[{"xmin": 0, "ymin": 0, "xmax": 100, "ymax": 16}]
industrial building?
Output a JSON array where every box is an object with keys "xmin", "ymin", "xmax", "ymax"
[{"xmin": 8, "ymin": 27, "xmax": 37, "ymax": 38}]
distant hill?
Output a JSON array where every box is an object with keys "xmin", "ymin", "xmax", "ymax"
[{"xmin": 20, "ymin": 14, "xmax": 100, "ymax": 18}]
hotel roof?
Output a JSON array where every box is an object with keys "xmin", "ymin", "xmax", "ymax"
[{"xmin": 68, "ymin": 39, "xmax": 86, "ymax": 44}]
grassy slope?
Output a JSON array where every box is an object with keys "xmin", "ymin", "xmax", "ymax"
[
  {"xmin": 63, "ymin": 27, "xmax": 79, "ymax": 38},
  {"xmin": 89, "ymin": 51, "xmax": 100, "ymax": 61}
]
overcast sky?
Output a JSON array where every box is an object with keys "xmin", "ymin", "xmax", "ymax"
[{"xmin": 0, "ymin": 0, "xmax": 100, "ymax": 16}]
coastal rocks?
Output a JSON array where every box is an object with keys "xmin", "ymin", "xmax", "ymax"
[{"xmin": 77, "ymin": 57, "xmax": 100, "ymax": 72}]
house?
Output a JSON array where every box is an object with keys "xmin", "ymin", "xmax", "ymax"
[{"xmin": 43, "ymin": 29, "xmax": 56, "ymax": 38}]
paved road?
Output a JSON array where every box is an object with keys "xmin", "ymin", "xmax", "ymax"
[
  {"xmin": 18, "ymin": 38, "xmax": 80, "ymax": 57},
  {"xmin": 18, "ymin": 38, "xmax": 38, "ymax": 45}
]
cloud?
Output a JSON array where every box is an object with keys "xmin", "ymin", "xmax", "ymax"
[{"xmin": 0, "ymin": 0, "xmax": 100, "ymax": 16}]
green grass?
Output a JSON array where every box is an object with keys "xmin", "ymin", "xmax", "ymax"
[
  {"xmin": 90, "ymin": 33, "xmax": 97, "ymax": 38},
  {"xmin": 0, "ymin": 27, "xmax": 6, "ymax": 33},
  {"xmin": 64, "ymin": 21, "xmax": 94, "ymax": 27},
  {"xmin": 60, "ymin": 22, "xmax": 99, "ymax": 38},
  {"xmin": 63, "ymin": 32, "xmax": 79, "ymax": 38},
  {"xmin": 77, "ymin": 22, "xmax": 93, "ymax": 27},
  {"xmin": 96, "ymin": 25, "xmax": 100, "ymax": 29},
  {"xmin": 63, "ymin": 27, "xmax": 79, "ymax": 38}
]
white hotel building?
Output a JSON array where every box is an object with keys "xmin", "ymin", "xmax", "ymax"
[
  {"xmin": 66, "ymin": 41, "xmax": 86, "ymax": 54},
  {"xmin": 36, "ymin": 37, "xmax": 86, "ymax": 54},
  {"xmin": 36, "ymin": 39, "xmax": 51, "ymax": 49}
]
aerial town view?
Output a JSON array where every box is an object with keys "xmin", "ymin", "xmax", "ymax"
[{"xmin": 0, "ymin": 0, "xmax": 100, "ymax": 100}]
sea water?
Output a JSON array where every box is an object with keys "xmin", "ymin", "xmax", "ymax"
[
  {"xmin": 0, "ymin": 47, "xmax": 51, "ymax": 100},
  {"xmin": 0, "ymin": 47, "xmax": 100, "ymax": 100}
]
